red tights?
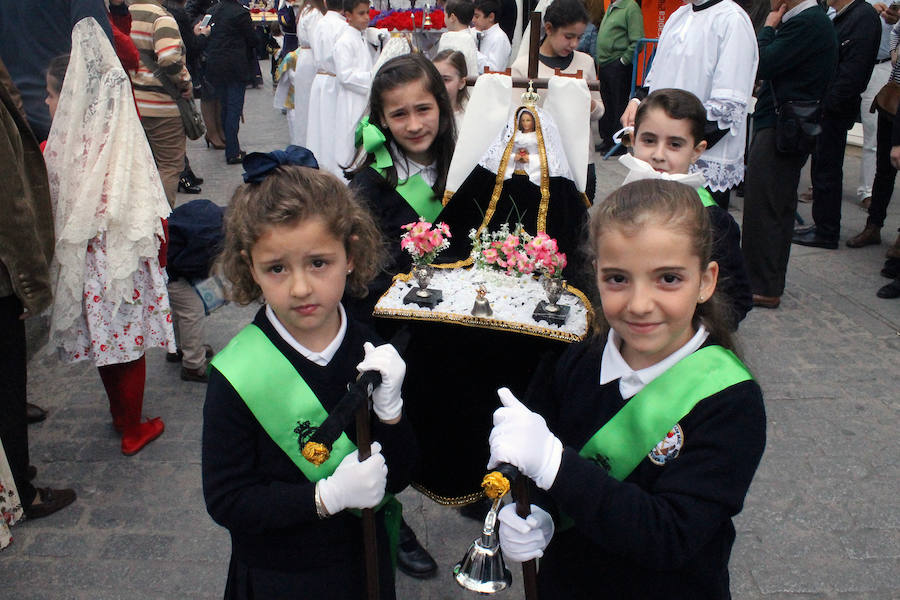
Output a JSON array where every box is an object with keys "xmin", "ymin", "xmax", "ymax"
[{"xmin": 97, "ymin": 356, "xmax": 146, "ymax": 432}]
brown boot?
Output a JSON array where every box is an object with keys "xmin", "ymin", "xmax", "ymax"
[
  {"xmin": 846, "ymin": 224, "xmax": 881, "ymax": 248},
  {"xmin": 887, "ymin": 234, "xmax": 900, "ymax": 259}
]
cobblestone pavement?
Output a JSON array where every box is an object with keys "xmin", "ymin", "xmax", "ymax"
[{"xmin": 3, "ymin": 68, "xmax": 899, "ymax": 599}]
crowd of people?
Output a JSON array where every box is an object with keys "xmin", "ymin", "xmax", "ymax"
[{"xmin": 1, "ymin": 0, "xmax": 898, "ymax": 597}]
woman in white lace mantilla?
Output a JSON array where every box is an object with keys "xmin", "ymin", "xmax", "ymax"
[{"xmin": 43, "ymin": 18, "xmax": 175, "ymax": 456}]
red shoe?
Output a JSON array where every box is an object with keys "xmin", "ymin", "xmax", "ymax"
[{"xmin": 121, "ymin": 417, "xmax": 164, "ymax": 456}]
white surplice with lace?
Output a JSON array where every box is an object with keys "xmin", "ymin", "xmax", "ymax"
[{"xmin": 644, "ymin": 0, "xmax": 758, "ymax": 191}]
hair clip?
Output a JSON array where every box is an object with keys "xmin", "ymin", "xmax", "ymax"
[{"xmin": 242, "ymin": 145, "xmax": 320, "ymax": 183}]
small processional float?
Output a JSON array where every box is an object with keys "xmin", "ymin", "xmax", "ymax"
[{"xmin": 372, "ymin": 70, "xmax": 595, "ymax": 521}]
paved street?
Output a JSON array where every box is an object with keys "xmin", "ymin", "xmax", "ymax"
[{"xmin": 3, "ymin": 69, "xmax": 899, "ymax": 599}]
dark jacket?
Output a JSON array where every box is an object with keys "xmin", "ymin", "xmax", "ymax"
[
  {"xmin": 826, "ymin": 0, "xmax": 881, "ymax": 121},
  {"xmin": 0, "ymin": 58, "xmax": 54, "ymax": 312},
  {"xmin": 0, "ymin": 0, "xmax": 114, "ymax": 141},
  {"xmin": 202, "ymin": 308, "xmax": 416, "ymax": 599},
  {"xmin": 532, "ymin": 337, "xmax": 767, "ymax": 599},
  {"xmin": 200, "ymin": 0, "xmax": 257, "ymax": 84},
  {"xmin": 753, "ymin": 4, "xmax": 837, "ymax": 132}
]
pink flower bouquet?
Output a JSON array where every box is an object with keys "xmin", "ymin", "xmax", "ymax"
[
  {"xmin": 400, "ymin": 219, "xmax": 451, "ymax": 266},
  {"xmin": 469, "ymin": 225, "xmax": 566, "ymax": 278}
]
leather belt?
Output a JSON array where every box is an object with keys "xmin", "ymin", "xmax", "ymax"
[
  {"xmin": 316, "ymin": 70, "xmax": 336, "ymax": 77},
  {"xmin": 877, "ymin": 57, "xmax": 892, "ymax": 64}
]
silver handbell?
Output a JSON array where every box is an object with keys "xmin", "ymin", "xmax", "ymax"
[{"xmin": 453, "ymin": 497, "xmax": 513, "ymax": 593}]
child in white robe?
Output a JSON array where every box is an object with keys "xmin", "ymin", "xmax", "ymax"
[
  {"xmin": 472, "ymin": 0, "xmax": 510, "ymax": 71},
  {"xmin": 306, "ymin": 0, "xmax": 373, "ymax": 179}
]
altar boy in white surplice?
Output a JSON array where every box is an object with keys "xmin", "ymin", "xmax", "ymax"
[
  {"xmin": 307, "ymin": 0, "xmax": 373, "ymax": 179},
  {"xmin": 620, "ymin": 0, "xmax": 757, "ymax": 208}
]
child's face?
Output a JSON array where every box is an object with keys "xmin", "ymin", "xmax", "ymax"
[
  {"xmin": 45, "ymin": 76, "xmax": 60, "ymax": 120},
  {"xmin": 594, "ymin": 221, "xmax": 718, "ymax": 371},
  {"xmin": 472, "ymin": 9, "xmax": 493, "ymax": 30},
  {"xmin": 345, "ymin": 3, "xmax": 370, "ymax": 31},
  {"xmin": 380, "ymin": 77, "xmax": 440, "ymax": 165},
  {"xmin": 434, "ymin": 59, "xmax": 465, "ymax": 109},
  {"xmin": 249, "ymin": 217, "xmax": 352, "ymax": 352},
  {"xmin": 632, "ymin": 107, "xmax": 707, "ymax": 175},
  {"xmin": 542, "ymin": 22, "xmax": 585, "ymax": 58},
  {"xmin": 518, "ymin": 112, "xmax": 534, "ymax": 132}
]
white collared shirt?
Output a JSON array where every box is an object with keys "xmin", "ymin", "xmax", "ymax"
[
  {"xmin": 783, "ymin": 0, "xmax": 818, "ymax": 22},
  {"xmin": 391, "ymin": 142, "xmax": 438, "ymax": 187},
  {"xmin": 474, "ymin": 23, "xmax": 511, "ymax": 71},
  {"xmin": 266, "ymin": 303, "xmax": 348, "ymax": 366},
  {"xmin": 599, "ymin": 325, "xmax": 710, "ymax": 399}
]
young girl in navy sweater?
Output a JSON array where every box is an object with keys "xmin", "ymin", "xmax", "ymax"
[
  {"xmin": 345, "ymin": 53, "xmax": 457, "ymax": 323},
  {"xmin": 202, "ymin": 164, "xmax": 416, "ymax": 599},
  {"xmin": 488, "ymin": 179, "xmax": 766, "ymax": 599}
]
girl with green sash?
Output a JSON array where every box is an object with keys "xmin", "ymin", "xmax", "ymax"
[
  {"xmin": 345, "ymin": 53, "xmax": 456, "ymax": 325},
  {"xmin": 202, "ymin": 163, "xmax": 417, "ymax": 600},
  {"xmin": 487, "ymin": 180, "xmax": 767, "ymax": 598}
]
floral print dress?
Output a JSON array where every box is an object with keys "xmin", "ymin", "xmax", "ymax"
[
  {"xmin": 55, "ymin": 232, "xmax": 176, "ymax": 367},
  {"xmin": 0, "ymin": 440, "xmax": 23, "ymax": 551}
]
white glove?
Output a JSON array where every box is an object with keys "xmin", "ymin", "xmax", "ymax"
[
  {"xmin": 488, "ymin": 388, "xmax": 563, "ymax": 491},
  {"xmin": 356, "ymin": 342, "xmax": 405, "ymax": 422},
  {"xmin": 497, "ymin": 503, "xmax": 555, "ymax": 562},
  {"xmin": 316, "ymin": 442, "xmax": 387, "ymax": 514}
]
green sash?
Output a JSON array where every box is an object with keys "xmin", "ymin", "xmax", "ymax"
[
  {"xmin": 355, "ymin": 117, "xmax": 443, "ymax": 222},
  {"xmin": 697, "ymin": 188, "xmax": 717, "ymax": 208},
  {"xmin": 559, "ymin": 346, "xmax": 752, "ymax": 530},
  {"xmin": 211, "ymin": 324, "xmax": 357, "ymax": 481}
]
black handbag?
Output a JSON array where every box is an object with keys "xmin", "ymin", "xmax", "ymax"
[
  {"xmin": 772, "ymin": 83, "xmax": 822, "ymax": 155},
  {"xmin": 138, "ymin": 53, "xmax": 206, "ymax": 141}
]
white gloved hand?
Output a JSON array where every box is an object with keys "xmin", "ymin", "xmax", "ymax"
[
  {"xmin": 488, "ymin": 388, "xmax": 563, "ymax": 490},
  {"xmin": 316, "ymin": 442, "xmax": 387, "ymax": 514},
  {"xmin": 497, "ymin": 503, "xmax": 555, "ymax": 562},
  {"xmin": 356, "ymin": 342, "xmax": 405, "ymax": 422}
]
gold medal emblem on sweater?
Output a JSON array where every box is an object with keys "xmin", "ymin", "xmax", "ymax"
[{"xmin": 648, "ymin": 424, "xmax": 683, "ymax": 466}]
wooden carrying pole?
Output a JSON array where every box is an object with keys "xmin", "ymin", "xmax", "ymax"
[
  {"xmin": 356, "ymin": 393, "xmax": 380, "ymax": 600},
  {"xmin": 513, "ymin": 476, "xmax": 540, "ymax": 600}
]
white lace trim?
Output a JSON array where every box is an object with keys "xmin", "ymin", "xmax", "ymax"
[
  {"xmin": 479, "ymin": 106, "xmax": 574, "ymax": 182},
  {"xmin": 705, "ymin": 98, "xmax": 748, "ymax": 135},
  {"xmin": 44, "ymin": 19, "xmax": 170, "ymax": 344},
  {"xmin": 692, "ymin": 158, "xmax": 745, "ymax": 191}
]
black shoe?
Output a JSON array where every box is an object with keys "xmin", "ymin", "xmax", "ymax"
[
  {"xmin": 458, "ymin": 497, "xmax": 492, "ymax": 522},
  {"xmin": 184, "ymin": 168, "xmax": 203, "ymax": 185},
  {"xmin": 882, "ymin": 265, "xmax": 899, "ymax": 279},
  {"xmin": 876, "ymin": 278, "xmax": 900, "ymax": 299},
  {"xmin": 25, "ymin": 487, "xmax": 76, "ymax": 520},
  {"xmin": 226, "ymin": 151, "xmax": 246, "ymax": 165},
  {"xmin": 397, "ymin": 520, "xmax": 437, "ymax": 579},
  {"xmin": 167, "ymin": 345, "xmax": 214, "ymax": 363},
  {"xmin": 26, "ymin": 402, "xmax": 47, "ymax": 424},
  {"xmin": 792, "ymin": 228, "xmax": 838, "ymax": 250},
  {"xmin": 178, "ymin": 176, "xmax": 202, "ymax": 194},
  {"xmin": 181, "ymin": 365, "xmax": 209, "ymax": 383}
]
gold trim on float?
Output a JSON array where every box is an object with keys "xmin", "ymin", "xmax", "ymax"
[
  {"xmin": 531, "ymin": 109, "xmax": 551, "ymax": 233},
  {"xmin": 411, "ymin": 482, "xmax": 486, "ymax": 507}
]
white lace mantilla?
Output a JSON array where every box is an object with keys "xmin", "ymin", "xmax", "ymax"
[
  {"xmin": 44, "ymin": 18, "xmax": 171, "ymax": 344},
  {"xmin": 479, "ymin": 106, "xmax": 574, "ymax": 182}
]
